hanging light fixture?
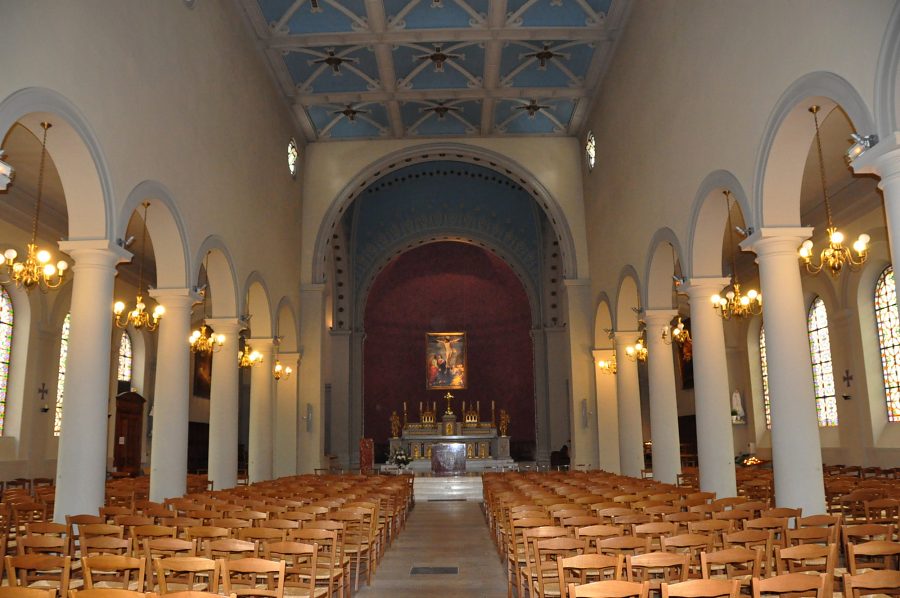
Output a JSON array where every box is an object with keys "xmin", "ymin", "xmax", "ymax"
[
  {"xmin": 798, "ymin": 105, "xmax": 869, "ymax": 277},
  {"xmin": 0, "ymin": 123, "xmax": 69, "ymax": 292},
  {"xmin": 711, "ymin": 191, "xmax": 762, "ymax": 319},
  {"xmin": 661, "ymin": 316, "xmax": 691, "ymax": 346},
  {"xmin": 113, "ymin": 201, "xmax": 164, "ymax": 331},
  {"xmin": 189, "ymin": 254, "xmax": 225, "ymax": 354},
  {"xmin": 596, "ymin": 355, "xmax": 617, "ymax": 375},
  {"xmin": 238, "ymin": 342, "xmax": 262, "ymax": 368},
  {"xmin": 273, "ymin": 360, "xmax": 293, "ymax": 380},
  {"xmin": 625, "ymin": 330, "xmax": 648, "ymax": 362}
]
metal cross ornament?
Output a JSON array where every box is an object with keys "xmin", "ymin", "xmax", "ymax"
[
  {"xmin": 37, "ymin": 383, "xmax": 48, "ymax": 400},
  {"xmin": 843, "ymin": 370, "xmax": 853, "ymax": 388}
]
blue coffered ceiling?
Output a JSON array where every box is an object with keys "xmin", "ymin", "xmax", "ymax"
[{"xmin": 239, "ymin": 0, "xmax": 628, "ymax": 141}]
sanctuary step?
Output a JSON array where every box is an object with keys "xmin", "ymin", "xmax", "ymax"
[{"xmin": 413, "ymin": 474, "xmax": 484, "ymax": 502}]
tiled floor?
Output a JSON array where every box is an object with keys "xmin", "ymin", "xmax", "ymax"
[{"xmin": 355, "ymin": 500, "xmax": 508, "ymax": 598}]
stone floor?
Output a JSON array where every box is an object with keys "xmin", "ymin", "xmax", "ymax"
[{"xmin": 355, "ymin": 500, "xmax": 508, "ymax": 598}]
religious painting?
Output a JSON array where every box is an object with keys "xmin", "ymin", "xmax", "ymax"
[
  {"xmin": 426, "ymin": 332, "xmax": 467, "ymax": 389},
  {"xmin": 678, "ymin": 318, "xmax": 694, "ymax": 390},
  {"xmin": 192, "ymin": 351, "xmax": 212, "ymax": 399}
]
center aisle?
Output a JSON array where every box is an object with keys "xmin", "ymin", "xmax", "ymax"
[{"xmin": 357, "ymin": 500, "xmax": 508, "ymax": 598}]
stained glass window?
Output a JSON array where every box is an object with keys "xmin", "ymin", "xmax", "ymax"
[
  {"xmin": 585, "ymin": 131, "xmax": 596, "ymax": 170},
  {"xmin": 287, "ymin": 138, "xmax": 299, "ymax": 177},
  {"xmin": 0, "ymin": 285, "xmax": 13, "ymax": 435},
  {"xmin": 807, "ymin": 297, "xmax": 838, "ymax": 427},
  {"xmin": 874, "ymin": 266, "xmax": 900, "ymax": 421},
  {"xmin": 117, "ymin": 332, "xmax": 133, "ymax": 383},
  {"xmin": 54, "ymin": 313, "xmax": 70, "ymax": 437},
  {"xmin": 759, "ymin": 325, "xmax": 771, "ymax": 429}
]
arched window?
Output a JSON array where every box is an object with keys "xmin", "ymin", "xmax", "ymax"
[
  {"xmin": 585, "ymin": 131, "xmax": 596, "ymax": 170},
  {"xmin": 54, "ymin": 313, "xmax": 71, "ymax": 437},
  {"xmin": 0, "ymin": 286, "xmax": 14, "ymax": 435},
  {"xmin": 874, "ymin": 266, "xmax": 900, "ymax": 422},
  {"xmin": 807, "ymin": 297, "xmax": 838, "ymax": 427},
  {"xmin": 117, "ymin": 332, "xmax": 133, "ymax": 383},
  {"xmin": 759, "ymin": 325, "xmax": 771, "ymax": 429}
]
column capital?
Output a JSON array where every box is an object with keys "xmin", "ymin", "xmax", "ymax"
[
  {"xmin": 149, "ymin": 287, "xmax": 200, "ymax": 310},
  {"xmin": 247, "ymin": 337, "xmax": 275, "ymax": 350},
  {"xmin": 613, "ymin": 330, "xmax": 640, "ymax": 350},
  {"xmin": 851, "ymin": 131, "xmax": 900, "ymax": 182},
  {"xmin": 203, "ymin": 317, "xmax": 245, "ymax": 335},
  {"xmin": 58, "ymin": 239, "xmax": 131, "ymax": 269},
  {"xmin": 741, "ymin": 227, "xmax": 814, "ymax": 257},
  {"xmin": 643, "ymin": 309, "xmax": 679, "ymax": 326},
  {"xmin": 683, "ymin": 277, "xmax": 731, "ymax": 300}
]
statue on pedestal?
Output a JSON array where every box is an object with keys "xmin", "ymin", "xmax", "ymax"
[
  {"xmin": 499, "ymin": 408, "xmax": 510, "ymax": 437},
  {"xmin": 390, "ymin": 410, "xmax": 401, "ymax": 439}
]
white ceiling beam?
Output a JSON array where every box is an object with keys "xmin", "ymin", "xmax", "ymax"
[
  {"xmin": 296, "ymin": 87, "xmax": 585, "ymax": 105},
  {"xmin": 364, "ymin": 0, "xmax": 404, "ymax": 137},
  {"xmin": 266, "ymin": 26, "xmax": 611, "ymax": 49}
]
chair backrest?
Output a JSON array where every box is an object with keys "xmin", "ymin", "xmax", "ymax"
[
  {"xmin": 80, "ymin": 536, "xmax": 132, "ymax": 557},
  {"xmin": 785, "ymin": 527, "xmax": 831, "ymax": 547},
  {"xmin": 0, "ymin": 588, "xmax": 57, "ymax": 598},
  {"xmin": 626, "ymin": 552, "xmax": 689, "ymax": 584},
  {"xmin": 773, "ymin": 543, "xmax": 836, "ymax": 575},
  {"xmin": 699, "ymin": 547, "xmax": 761, "ymax": 580},
  {"xmin": 599, "ymin": 536, "xmax": 652, "ymax": 558},
  {"xmin": 262, "ymin": 541, "xmax": 318, "ymax": 594},
  {"xmin": 17, "ymin": 535, "xmax": 67, "ymax": 556},
  {"xmin": 154, "ymin": 556, "xmax": 218, "ymax": 595},
  {"xmin": 557, "ymin": 553, "xmax": 622, "ymax": 591},
  {"xmin": 206, "ymin": 538, "xmax": 257, "ymax": 560},
  {"xmin": 661, "ymin": 579, "xmax": 739, "ymax": 598},
  {"xmin": 220, "ymin": 557, "xmax": 285, "ymax": 598},
  {"xmin": 82, "ymin": 555, "xmax": 145, "ymax": 591},
  {"xmin": 65, "ymin": 588, "xmax": 145, "ymax": 598},
  {"xmin": 842, "ymin": 569, "xmax": 900, "ymax": 598},
  {"xmin": 846, "ymin": 540, "xmax": 900, "ymax": 574},
  {"xmin": 5, "ymin": 554, "xmax": 71, "ymax": 593},
  {"xmin": 751, "ymin": 572, "xmax": 825, "ymax": 598},
  {"xmin": 569, "ymin": 580, "xmax": 650, "ymax": 598}
]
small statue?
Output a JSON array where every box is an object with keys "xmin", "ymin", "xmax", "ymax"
[
  {"xmin": 390, "ymin": 410, "xmax": 401, "ymax": 438},
  {"xmin": 499, "ymin": 408, "xmax": 510, "ymax": 437}
]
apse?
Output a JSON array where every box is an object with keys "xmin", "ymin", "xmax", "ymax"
[{"xmin": 363, "ymin": 242, "xmax": 535, "ymax": 459}]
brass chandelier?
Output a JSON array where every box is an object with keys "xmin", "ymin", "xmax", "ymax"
[
  {"xmin": 596, "ymin": 355, "xmax": 617, "ymax": 375},
  {"xmin": 625, "ymin": 330, "xmax": 648, "ymax": 362},
  {"xmin": 189, "ymin": 254, "xmax": 225, "ymax": 354},
  {"xmin": 1, "ymin": 122, "xmax": 69, "ymax": 292},
  {"xmin": 712, "ymin": 191, "xmax": 762, "ymax": 319},
  {"xmin": 113, "ymin": 201, "xmax": 164, "ymax": 331},
  {"xmin": 273, "ymin": 360, "xmax": 292, "ymax": 380},
  {"xmin": 238, "ymin": 341, "xmax": 262, "ymax": 368},
  {"xmin": 798, "ymin": 105, "xmax": 869, "ymax": 277},
  {"xmin": 661, "ymin": 316, "xmax": 691, "ymax": 347}
]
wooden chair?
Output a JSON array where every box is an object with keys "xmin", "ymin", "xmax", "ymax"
[
  {"xmin": 557, "ymin": 554, "xmax": 623, "ymax": 592},
  {"xmin": 5, "ymin": 554, "xmax": 72, "ymax": 594},
  {"xmin": 330, "ymin": 509, "xmax": 374, "ymax": 592},
  {"xmin": 661, "ymin": 579, "xmax": 739, "ymax": 598},
  {"xmin": 184, "ymin": 528, "xmax": 229, "ymax": 556},
  {"xmin": 796, "ymin": 515, "xmax": 841, "ymax": 545},
  {"xmin": 599, "ymin": 536, "xmax": 652, "ymax": 559},
  {"xmin": 661, "ymin": 534, "xmax": 713, "ymax": 579},
  {"xmin": 0, "ymin": 588, "xmax": 56, "ymax": 598},
  {"xmin": 744, "ymin": 518, "xmax": 788, "ymax": 549},
  {"xmin": 751, "ymin": 573, "xmax": 826, "ymax": 598},
  {"xmin": 575, "ymin": 525, "xmax": 623, "ymax": 553},
  {"xmin": 625, "ymin": 552, "xmax": 689, "ymax": 590},
  {"xmin": 220, "ymin": 557, "xmax": 285, "ymax": 598},
  {"xmin": 723, "ymin": 530, "xmax": 773, "ymax": 576},
  {"xmin": 17, "ymin": 536, "xmax": 68, "ymax": 557},
  {"xmin": 154, "ymin": 556, "xmax": 218, "ymax": 594},
  {"xmin": 142, "ymin": 538, "xmax": 196, "ymax": 591},
  {"xmin": 262, "ymin": 541, "xmax": 324, "ymax": 598},
  {"xmin": 65, "ymin": 589, "xmax": 144, "ymax": 598},
  {"xmin": 205, "ymin": 539, "xmax": 257, "ymax": 561},
  {"xmin": 845, "ymin": 540, "xmax": 900, "ymax": 574},
  {"xmin": 699, "ymin": 547, "xmax": 761, "ymax": 588},
  {"xmin": 81, "ymin": 556, "xmax": 144, "ymax": 591},
  {"xmin": 842, "ymin": 569, "xmax": 900, "ymax": 598},
  {"xmin": 568, "ymin": 580, "xmax": 649, "ymax": 598},
  {"xmin": 532, "ymin": 537, "xmax": 587, "ymax": 598},
  {"xmin": 287, "ymin": 529, "xmax": 343, "ymax": 598}
]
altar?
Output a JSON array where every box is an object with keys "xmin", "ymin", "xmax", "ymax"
[{"xmin": 388, "ymin": 395, "xmax": 514, "ymax": 473}]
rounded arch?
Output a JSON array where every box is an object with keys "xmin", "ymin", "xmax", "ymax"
[
  {"xmin": 688, "ymin": 171, "xmax": 752, "ymax": 279},
  {"xmin": 615, "ymin": 266, "xmax": 642, "ymax": 331},
  {"xmin": 355, "ymin": 234, "xmax": 542, "ymax": 329},
  {"xmin": 243, "ymin": 272, "xmax": 273, "ymax": 339},
  {"xmin": 0, "ymin": 87, "xmax": 113, "ymax": 240},
  {"xmin": 193, "ymin": 236, "xmax": 239, "ymax": 319},
  {"xmin": 311, "ymin": 142, "xmax": 579, "ymax": 283},
  {"xmin": 754, "ymin": 72, "xmax": 876, "ymax": 228},
  {"xmin": 274, "ymin": 298, "xmax": 298, "ymax": 353},
  {"xmin": 118, "ymin": 181, "xmax": 191, "ymax": 290},
  {"xmin": 644, "ymin": 227, "xmax": 686, "ymax": 310},
  {"xmin": 874, "ymin": 1, "xmax": 900, "ymax": 137},
  {"xmin": 593, "ymin": 294, "xmax": 614, "ymax": 349}
]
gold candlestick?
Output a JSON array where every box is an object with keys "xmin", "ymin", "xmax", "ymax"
[
  {"xmin": 403, "ymin": 402, "xmax": 408, "ymax": 426},
  {"xmin": 444, "ymin": 392, "xmax": 454, "ymax": 415},
  {"xmin": 491, "ymin": 401, "xmax": 496, "ymax": 424}
]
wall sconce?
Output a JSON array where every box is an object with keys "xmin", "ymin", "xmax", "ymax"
[
  {"xmin": 597, "ymin": 355, "xmax": 617, "ymax": 375},
  {"xmin": 661, "ymin": 316, "xmax": 691, "ymax": 346},
  {"xmin": 0, "ymin": 151, "xmax": 13, "ymax": 191},
  {"xmin": 846, "ymin": 132, "xmax": 878, "ymax": 162},
  {"xmin": 302, "ymin": 403, "xmax": 313, "ymax": 432},
  {"xmin": 273, "ymin": 360, "xmax": 292, "ymax": 380}
]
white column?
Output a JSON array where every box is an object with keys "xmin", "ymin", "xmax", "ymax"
[
  {"xmin": 614, "ymin": 331, "xmax": 644, "ymax": 477},
  {"xmin": 54, "ymin": 240, "xmax": 130, "ymax": 521},
  {"xmin": 148, "ymin": 288, "xmax": 196, "ymax": 502},
  {"xmin": 743, "ymin": 229, "xmax": 825, "ymax": 513},
  {"xmin": 644, "ymin": 309, "xmax": 682, "ymax": 484},
  {"xmin": 684, "ymin": 278, "xmax": 737, "ymax": 498},
  {"xmin": 565, "ymin": 279, "xmax": 598, "ymax": 468},
  {"xmin": 273, "ymin": 351, "xmax": 299, "ymax": 478},
  {"xmin": 592, "ymin": 348, "xmax": 620, "ymax": 473},
  {"xmin": 205, "ymin": 317, "xmax": 242, "ymax": 491},
  {"xmin": 853, "ymin": 140, "xmax": 900, "ymax": 306},
  {"xmin": 298, "ymin": 285, "xmax": 326, "ymax": 474},
  {"xmin": 248, "ymin": 337, "xmax": 274, "ymax": 483}
]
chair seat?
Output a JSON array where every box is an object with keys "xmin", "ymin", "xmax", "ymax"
[
  {"xmin": 91, "ymin": 580, "xmax": 143, "ymax": 591},
  {"xmin": 283, "ymin": 587, "xmax": 329, "ymax": 598}
]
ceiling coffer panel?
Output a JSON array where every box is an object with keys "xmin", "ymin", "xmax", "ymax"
[{"xmin": 244, "ymin": 0, "xmax": 625, "ymax": 140}]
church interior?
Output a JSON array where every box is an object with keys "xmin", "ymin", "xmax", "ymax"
[{"xmin": 1, "ymin": 1, "xmax": 900, "ymax": 596}]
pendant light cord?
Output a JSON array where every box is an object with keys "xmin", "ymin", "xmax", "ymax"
[
  {"xmin": 810, "ymin": 106, "xmax": 835, "ymax": 229},
  {"xmin": 30, "ymin": 123, "xmax": 51, "ymax": 246}
]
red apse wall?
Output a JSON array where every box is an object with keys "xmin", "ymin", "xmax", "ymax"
[{"xmin": 363, "ymin": 242, "xmax": 535, "ymax": 448}]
